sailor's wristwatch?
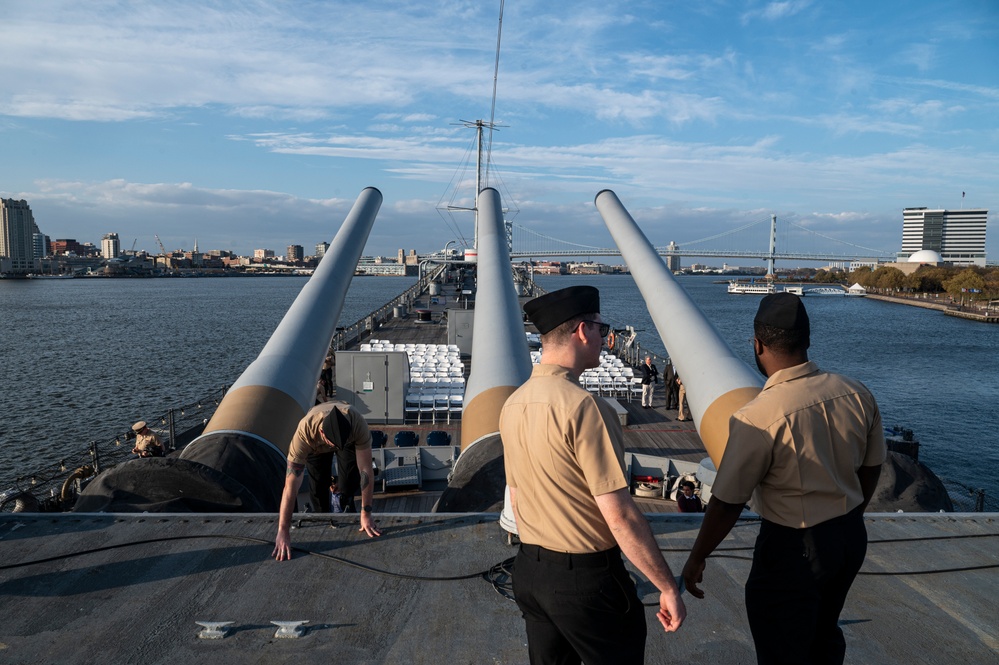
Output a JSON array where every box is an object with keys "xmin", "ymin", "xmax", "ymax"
[{"xmin": 362, "ymin": 505, "xmax": 373, "ymax": 513}]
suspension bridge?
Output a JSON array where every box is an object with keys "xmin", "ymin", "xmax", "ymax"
[{"xmin": 503, "ymin": 214, "xmax": 894, "ymax": 265}]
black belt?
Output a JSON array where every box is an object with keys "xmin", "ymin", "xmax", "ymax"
[{"xmin": 519, "ymin": 543, "xmax": 619, "ymax": 569}]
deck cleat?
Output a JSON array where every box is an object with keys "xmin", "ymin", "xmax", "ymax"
[
  {"xmin": 195, "ymin": 621, "xmax": 234, "ymax": 639},
  {"xmin": 271, "ymin": 620, "xmax": 309, "ymax": 638}
]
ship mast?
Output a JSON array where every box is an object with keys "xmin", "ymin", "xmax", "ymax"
[{"xmin": 442, "ymin": 1, "xmax": 506, "ymax": 259}]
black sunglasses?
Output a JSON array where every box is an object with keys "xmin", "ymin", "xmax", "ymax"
[{"xmin": 580, "ymin": 320, "xmax": 610, "ymax": 338}]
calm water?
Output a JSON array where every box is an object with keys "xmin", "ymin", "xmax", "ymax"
[
  {"xmin": 2, "ymin": 274, "xmax": 997, "ymax": 504},
  {"xmin": 0, "ymin": 276, "xmax": 414, "ymax": 474}
]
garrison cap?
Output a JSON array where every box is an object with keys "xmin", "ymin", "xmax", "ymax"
[
  {"xmin": 523, "ymin": 285, "xmax": 600, "ymax": 334},
  {"xmin": 754, "ymin": 292, "xmax": 809, "ymax": 333},
  {"xmin": 321, "ymin": 407, "xmax": 344, "ymax": 449}
]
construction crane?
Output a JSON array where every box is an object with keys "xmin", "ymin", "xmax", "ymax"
[{"xmin": 154, "ymin": 235, "xmax": 168, "ymax": 256}]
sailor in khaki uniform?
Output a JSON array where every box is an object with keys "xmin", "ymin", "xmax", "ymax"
[
  {"xmin": 683, "ymin": 293, "xmax": 885, "ymax": 665},
  {"xmin": 272, "ymin": 401, "xmax": 381, "ymax": 560},
  {"xmin": 131, "ymin": 421, "xmax": 163, "ymax": 457},
  {"xmin": 501, "ymin": 286, "xmax": 685, "ymax": 665}
]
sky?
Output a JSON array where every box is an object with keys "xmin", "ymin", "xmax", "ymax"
[{"xmin": 1, "ymin": 0, "xmax": 998, "ymax": 265}]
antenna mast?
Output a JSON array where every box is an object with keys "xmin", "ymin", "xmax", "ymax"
[{"xmin": 475, "ymin": 1, "xmax": 505, "ymax": 251}]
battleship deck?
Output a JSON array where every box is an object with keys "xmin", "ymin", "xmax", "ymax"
[
  {"xmin": 343, "ymin": 287, "xmax": 706, "ymax": 515},
  {"xmin": 1, "ymin": 511, "xmax": 996, "ymax": 664}
]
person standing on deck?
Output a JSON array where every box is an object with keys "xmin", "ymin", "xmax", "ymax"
[
  {"xmin": 664, "ymin": 361, "xmax": 678, "ymax": 410},
  {"xmin": 675, "ymin": 375, "xmax": 688, "ymax": 421},
  {"xmin": 273, "ymin": 401, "xmax": 381, "ymax": 560},
  {"xmin": 322, "ymin": 354, "xmax": 334, "ymax": 397},
  {"xmin": 682, "ymin": 293, "xmax": 885, "ymax": 665},
  {"xmin": 639, "ymin": 356, "xmax": 659, "ymax": 409},
  {"xmin": 501, "ymin": 286, "xmax": 685, "ymax": 665}
]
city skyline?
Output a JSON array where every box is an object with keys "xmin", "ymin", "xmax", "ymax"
[{"xmin": 1, "ymin": 1, "xmax": 997, "ymax": 264}]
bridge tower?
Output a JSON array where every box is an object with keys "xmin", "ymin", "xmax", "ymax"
[{"xmin": 767, "ymin": 214, "xmax": 777, "ymax": 277}]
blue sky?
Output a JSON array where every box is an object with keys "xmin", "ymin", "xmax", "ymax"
[{"xmin": 1, "ymin": 0, "xmax": 997, "ymax": 264}]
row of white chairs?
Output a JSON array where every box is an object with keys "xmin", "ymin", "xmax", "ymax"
[
  {"xmin": 411, "ymin": 376, "xmax": 465, "ymax": 390},
  {"xmin": 359, "ymin": 338, "xmax": 467, "ymax": 390},
  {"xmin": 582, "ymin": 375, "xmax": 644, "ymax": 401},
  {"xmin": 530, "ymin": 349, "xmax": 643, "ymax": 402},
  {"xmin": 364, "ymin": 340, "xmax": 460, "ymax": 353}
]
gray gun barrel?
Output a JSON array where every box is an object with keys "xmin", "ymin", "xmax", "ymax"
[
  {"xmin": 198, "ymin": 187, "xmax": 383, "ymax": 449},
  {"xmin": 460, "ymin": 187, "xmax": 533, "ymax": 450},
  {"xmin": 75, "ymin": 188, "xmax": 382, "ymax": 512},
  {"xmin": 437, "ymin": 187, "xmax": 532, "ymax": 512},
  {"xmin": 595, "ymin": 189, "xmax": 763, "ymax": 467}
]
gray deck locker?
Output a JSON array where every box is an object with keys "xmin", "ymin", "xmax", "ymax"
[{"xmin": 334, "ymin": 351, "xmax": 410, "ymax": 424}]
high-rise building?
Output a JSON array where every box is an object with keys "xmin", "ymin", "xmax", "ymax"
[
  {"xmin": 287, "ymin": 245, "xmax": 304, "ymax": 262},
  {"xmin": 253, "ymin": 249, "xmax": 275, "ymax": 260},
  {"xmin": 33, "ymin": 232, "xmax": 50, "ymax": 259},
  {"xmin": 102, "ymin": 233, "xmax": 121, "ymax": 259},
  {"xmin": 665, "ymin": 241, "xmax": 681, "ymax": 272},
  {"xmin": 1, "ymin": 198, "xmax": 38, "ymax": 274},
  {"xmin": 315, "ymin": 241, "xmax": 329, "ymax": 258},
  {"xmin": 900, "ymin": 208, "xmax": 987, "ymax": 267}
]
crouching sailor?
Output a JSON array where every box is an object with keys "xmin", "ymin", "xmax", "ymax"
[{"xmin": 273, "ymin": 401, "xmax": 381, "ymax": 560}]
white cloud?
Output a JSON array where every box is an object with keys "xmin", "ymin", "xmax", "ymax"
[{"xmin": 742, "ymin": 0, "xmax": 813, "ymax": 24}]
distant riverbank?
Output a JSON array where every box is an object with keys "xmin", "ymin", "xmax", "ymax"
[{"xmin": 867, "ymin": 293, "xmax": 998, "ymax": 323}]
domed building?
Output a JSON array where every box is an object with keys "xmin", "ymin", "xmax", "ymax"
[{"xmin": 907, "ymin": 249, "xmax": 944, "ymax": 264}]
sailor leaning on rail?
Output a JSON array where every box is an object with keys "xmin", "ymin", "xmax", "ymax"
[{"xmin": 273, "ymin": 401, "xmax": 381, "ymax": 560}]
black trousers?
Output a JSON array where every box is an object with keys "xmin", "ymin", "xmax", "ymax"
[
  {"xmin": 513, "ymin": 544, "xmax": 646, "ymax": 665},
  {"xmin": 665, "ymin": 382, "xmax": 678, "ymax": 409},
  {"xmin": 304, "ymin": 446, "xmax": 360, "ymax": 513},
  {"xmin": 745, "ymin": 506, "xmax": 867, "ymax": 665}
]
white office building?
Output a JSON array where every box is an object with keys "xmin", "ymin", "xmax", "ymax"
[
  {"xmin": 101, "ymin": 232, "xmax": 121, "ymax": 259},
  {"xmin": 899, "ymin": 208, "xmax": 987, "ymax": 267},
  {"xmin": 1, "ymin": 198, "xmax": 39, "ymax": 274}
]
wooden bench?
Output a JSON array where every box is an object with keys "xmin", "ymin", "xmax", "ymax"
[{"xmin": 601, "ymin": 397, "xmax": 628, "ymax": 427}]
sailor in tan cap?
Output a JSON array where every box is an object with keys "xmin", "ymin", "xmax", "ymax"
[{"xmin": 130, "ymin": 421, "xmax": 163, "ymax": 458}]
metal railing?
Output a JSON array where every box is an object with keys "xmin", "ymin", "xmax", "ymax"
[{"xmin": 331, "ymin": 265, "xmax": 448, "ymax": 351}]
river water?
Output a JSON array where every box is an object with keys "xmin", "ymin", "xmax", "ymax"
[{"xmin": 2, "ymin": 274, "xmax": 997, "ymax": 506}]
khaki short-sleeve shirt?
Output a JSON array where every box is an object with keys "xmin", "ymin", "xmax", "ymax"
[
  {"xmin": 712, "ymin": 361, "xmax": 886, "ymax": 528},
  {"xmin": 500, "ymin": 364, "xmax": 629, "ymax": 553},
  {"xmin": 287, "ymin": 401, "xmax": 371, "ymax": 464},
  {"xmin": 134, "ymin": 431, "xmax": 162, "ymax": 454}
]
